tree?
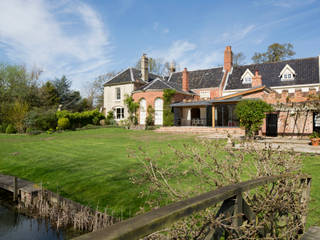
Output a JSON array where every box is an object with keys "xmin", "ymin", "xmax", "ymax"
[
  {"xmin": 235, "ymin": 99, "xmax": 273, "ymax": 137},
  {"xmin": 53, "ymin": 75, "xmax": 71, "ymax": 105},
  {"xmin": 233, "ymin": 52, "xmax": 246, "ymax": 66},
  {"xmin": 252, "ymin": 43, "xmax": 295, "ymax": 64},
  {"xmin": 7, "ymin": 99, "xmax": 29, "ymax": 132},
  {"xmin": 124, "ymin": 94, "xmax": 139, "ymax": 127},
  {"xmin": 53, "ymin": 76, "xmax": 84, "ymax": 112},
  {"xmin": 40, "ymin": 81, "xmax": 59, "ymax": 107},
  {"xmin": 135, "ymin": 58, "xmax": 178, "ymax": 76},
  {"xmin": 0, "ymin": 63, "xmax": 41, "ymax": 124}
]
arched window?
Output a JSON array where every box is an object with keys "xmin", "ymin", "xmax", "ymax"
[
  {"xmin": 139, "ymin": 99, "xmax": 146, "ymax": 125},
  {"xmin": 154, "ymin": 98, "xmax": 163, "ymax": 125}
]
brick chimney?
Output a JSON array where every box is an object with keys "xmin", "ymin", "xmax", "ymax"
[
  {"xmin": 224, "ymin": 46, "xmax": 233, "ymax": 72},
  {"xmin": 182, "ymin": 68, "xmax": 189, "ymax": 92},
  {"xmin": 252, "ymin": 70, "xmax": 262, "ymax": 88},
  {"xmin": 141, "ymin": 54, "xmax": 148, "ymax": 81}
]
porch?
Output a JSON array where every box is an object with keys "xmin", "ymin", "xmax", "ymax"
[{"xmin": 171, "ymin": 99, "xmax": 240, "ymax": 129}]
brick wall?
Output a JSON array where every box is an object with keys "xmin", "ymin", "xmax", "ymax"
[
  {"xmin": 261, "ymin": 88, "xmax": 317, "ymax": 136},
  {"xmin": 132, "ymin": 91, "xmax": 193, "ymax": 123}
]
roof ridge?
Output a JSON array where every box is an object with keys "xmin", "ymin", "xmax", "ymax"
[
  {"xmin": 236, "ymin": 56, "xmax": 319, "ymax": 68},
  {"xmin": 170, "ymin": 66, "xmax": 223, "ymax": 75}
]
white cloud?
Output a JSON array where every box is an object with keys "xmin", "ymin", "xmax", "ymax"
[
  {"xmin": 217, "ymin": 24, "xmax": 256, "ymax": 44},
  {"xmin": 0, "ymin": 0, "xmax": 111, "ymax": 90}
]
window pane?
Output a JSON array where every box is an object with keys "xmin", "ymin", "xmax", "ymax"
[{"xmin": 116, "ymin": 88, "xmax": 121, "ymax": 100}]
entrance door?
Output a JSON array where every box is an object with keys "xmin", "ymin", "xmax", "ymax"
[
  {"xmin": 154, "ymin": 98, "xmax": 163, "ymax": 125},
  {"xmin": 266, "ymin": 114, "xmax": 278, "ymax": 137},
  {"xmin": 140, "ymin": 99, "xmax": 146, "ymax": 125}
]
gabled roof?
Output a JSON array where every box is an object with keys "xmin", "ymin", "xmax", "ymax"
[
  {"xmin": 135, "ymin": 77, "xmax": 195, "ymax": 95},
  {"xmin": 141, "ymin": 78, "xmax": 175, "ymax": 90},
  {"xmin": 218, "ymin": 85, "xmax": 272, "ymax": 100},
  {"xmin": 168, "ymin": 67, "xmax": 224, "ymax": 89},
  {"xmin": 104, "ymin": 68, "xmax": 160, "ymax": 86},
  {"xmin": 225, "ymin": 57, "xmax": 320, "ymax": 90}
]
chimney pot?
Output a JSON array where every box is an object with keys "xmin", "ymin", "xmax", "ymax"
[{"xmin": 252, "ymin": 70, "xmax": 262, "ymax": 88}]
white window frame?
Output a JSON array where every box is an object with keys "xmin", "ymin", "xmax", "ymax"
[
  {"xmin": 280, "ymin": 64, "xmax": 295, "ymax": 81},
  {"xmin": 115, "ymin": 87, "xmax": 121, "ymax": 100},
  {"xmin": 115, "ymin": 107, "xmax": 124, "ymax": 119},
  {"xmin": 240, "ymin": 69, "xmax": 254, "ymax": 84}
]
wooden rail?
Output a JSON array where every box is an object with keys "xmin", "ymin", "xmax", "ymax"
[{"xmin": 74, "ymin": 174, "xmax": 311, "ymax": 240}]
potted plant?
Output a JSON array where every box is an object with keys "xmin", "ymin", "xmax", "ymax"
[{"xmin": 310, "ymin": 131, "xmax": 320, "ymax": 146}]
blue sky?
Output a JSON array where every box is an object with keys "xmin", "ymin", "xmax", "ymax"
[{"xmin": 0, "ymin": 0, "xmax": 320, "ymax": 94}]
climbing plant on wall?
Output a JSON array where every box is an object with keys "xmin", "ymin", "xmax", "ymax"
[{"xmin": 163, "ymin": 89, "xmax": 176, "ymax": 126}]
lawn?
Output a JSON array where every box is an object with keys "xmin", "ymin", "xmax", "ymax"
[
  {"xmin": 0, "ymin": 128, "xmax": 196, "ymax": 218},
  {"xmin": 0, "ymin": 128, "xmax": 319, "ymax": 227}
]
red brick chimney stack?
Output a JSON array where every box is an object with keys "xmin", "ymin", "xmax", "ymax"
[
  {"xmin": 182, "ymin": 68, "xmax": 189, "ymax": 92},
  {"xmin": 252, "ymin": 70, "xmax": 262, "ymax": 88},
  {"xmin": 224, "ymin": 46, "xmax": 233, "ymax": 72}
]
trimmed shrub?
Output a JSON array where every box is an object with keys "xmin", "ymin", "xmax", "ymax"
[
  {"xmin": 163, "ymin": 89, "xmax": 176, "ymax": 126},
  {"xmin": 6, "ymin": 124, "xmax": 17, "ymax": 134},
  {"xmin": 57, "ymin": 117, "xmax": 70, "ymax": 130},
  {"xmin": 145, "ymin": 105, "xmax": 155, "ymax": 129},
  {"xmin": 56, "ymin": 109, "xmax": 105, "ymax": 129},
  {"xmin": 92, "ymin": 116, "xmax": 100, "ymax": 125},
  {"xmin": 26, "ymin": 127, "xmax": 42, "ymax": 135},
  {"xmin": 235, "ymin": 99, "xmax": 273, "ymax": 137},
  {"xmin": 24, "ymin": 108, "xmax": 57, "ymax": 131},
  {"xmin": 105, "ymin": 110, "xmax": 117, "ymax": 126}
]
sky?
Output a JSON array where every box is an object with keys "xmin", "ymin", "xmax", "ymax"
[{"xmin": 0, "ymin": 0, "xmax": 320, "ymax": 94}]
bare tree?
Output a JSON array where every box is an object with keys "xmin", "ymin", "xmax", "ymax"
[
  {"xmin": 233, "ymin": 52, "xmax": 246, "ymax": 66},
  {"xmin": 84, "ymin": 71, "xmax": 116, "ymax": 109},
  {"xmin": 135, "ymin": 58, "xmax": 179, "ymax": 76}
]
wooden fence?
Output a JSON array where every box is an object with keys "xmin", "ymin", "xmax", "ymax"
[{"xmin": 74, "ymin": 174, "xmax": 312, "ymax": 240}]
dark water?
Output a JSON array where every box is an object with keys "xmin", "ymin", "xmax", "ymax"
[
  {"xmin": 0, "ymin": 204, "xmax": 69, "ymax": 240},
  {"xmin": 0, "ymin": 189, "xmax": 82, "ymax": 240}
]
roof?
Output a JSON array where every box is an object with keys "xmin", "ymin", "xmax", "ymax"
[
  {"xmin": 225, "ymin": 57, "xmax": 320, "ymax": 90},
  {"xmin": 170, "ymin": 100, "xmax": 212, "ymax": 107},
  {"xmin": 104, "ymin": 68, "xmax": 160, "ymax": 86},
  {"xmin": 168, "ymin": 67, "xmax": 224, "ymax": 89},
  {"xmin": 135, "ymin": 78, "xmax": 195, "ymax": 95}
]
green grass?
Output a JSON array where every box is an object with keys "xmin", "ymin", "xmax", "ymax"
[
  {"xmin": 0, "ymin": 128, "xmax": 196, "ymax": 218},
  {"xmin": 0, "ymin": 128, "xmax": 319, "ymax": 227}
]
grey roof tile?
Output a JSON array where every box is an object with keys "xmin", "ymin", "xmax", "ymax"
[
  {"xmin": 104, "ymin": 68, "xmax": 160, "ymax": 86},
  {"xmin": 168, "ymin": 67, "xmax": 224, "ymax": 89},
  {"xmin": 225, "ymin": 57, "xmax": 320, "ymax": 90}
]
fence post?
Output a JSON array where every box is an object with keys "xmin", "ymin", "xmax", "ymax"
[
  {"xmin": 233, "ymin": 193, "xmax": 243, "ymax": 227},
  {"xmin": 13, "ymin": 176, "xmax": 18, "ymax": 201}
]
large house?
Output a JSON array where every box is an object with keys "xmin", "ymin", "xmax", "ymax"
[{"xmin": 103, "ymin": 46, "xmax": 320, "ymax": 137}]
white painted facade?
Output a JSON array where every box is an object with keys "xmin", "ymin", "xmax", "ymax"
[{"xmin": 103, "ymin": 83, "xmax": 135, "ymax": 122}]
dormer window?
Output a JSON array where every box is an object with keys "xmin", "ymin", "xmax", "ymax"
[
  {"xmin": 280, "ymin": 64, "xmax": 295, "ymax": 81},
  {"xmin": 241, "ymin": 69, "xmax": 254, "ymax": 84}
]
